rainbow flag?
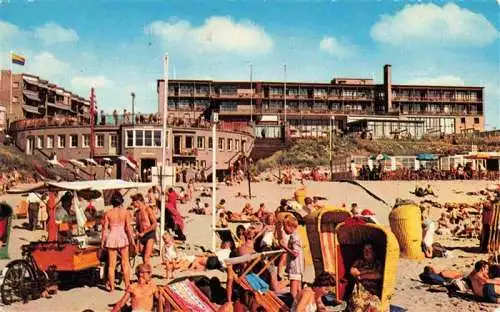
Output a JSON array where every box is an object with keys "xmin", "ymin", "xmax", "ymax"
[{"xmin": 11, "ymin": 52, "xmax": 26, "ymax": 66}]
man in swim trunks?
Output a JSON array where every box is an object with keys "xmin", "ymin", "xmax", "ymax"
[
  {"xmin": 111, "ymin": 263, "xmax": 159, "ymax": 312},
  {"xmin": 470, "ymin": 260, "xmax": 500, "ymax": 304},
  {"xmin": 132, "ymin": 193, "xmax": 157, "ymax": 266}
]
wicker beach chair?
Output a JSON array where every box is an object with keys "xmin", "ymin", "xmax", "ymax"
[
  {"xmin": 389, "ymin": 203, "xmax": 425, "ymax": 260},
  {"xmin": 225, "ymin": 250, "xmax": 288, "ymax": 312},
  {"xmin": 305, "ymin": 206, "xmax": 352, "ymax": 275},
  {"xmin": 158, "ymin": 279, "xmax": 218, "ymax": 312},
  {"xmin": 335, "ymin": 222, "xmax": 400, "ymax": 312},
  {"xmin": 487, "ymin": 201, "xmax": 500, "ymax": 260}
]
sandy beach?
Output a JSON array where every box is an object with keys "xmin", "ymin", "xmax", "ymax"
[{"xmin": 0, "ymin": 179, "xmax": 498, "ymax": 312}]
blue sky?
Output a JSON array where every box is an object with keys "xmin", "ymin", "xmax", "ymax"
[{"xmin": 1, "ymin": 1, "xmax": 499, "ymax": 128}]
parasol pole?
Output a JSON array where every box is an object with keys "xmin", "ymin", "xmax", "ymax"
[{"xmin": 159, "ymin": 53, "xmax": 168, "ymax": 259}]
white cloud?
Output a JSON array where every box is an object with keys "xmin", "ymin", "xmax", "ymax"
[
  {"xmin": 146, "ymin": 16, "xmax": 273, "ymax": 54},
  {"xmin": 71, "ymin": 75, "xmax": 114, "ymax": 89},
  {"xmin": 34, "ymin": 22, "xmax": 79, "ymax": 45},
  {"xmin": 370, "ymin": 3, "xmax": 499, "ymax": 47},
  {"xmin": 0, "ymin": 20, "xmax": 22, "ymax": 39},
  {"xmin": 319, "ymin": 36, "xmax": 357, "ymax": 58},
  {"xmin": 406, "ymin": 75, "xmax": 465, "ymax": 86},
  {"xmin": 28, "ymin": 52, "xmax": 70, "ymax": 77}
]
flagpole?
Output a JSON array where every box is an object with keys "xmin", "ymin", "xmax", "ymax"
[
  {"xmin": 9, "ymin": 51, "xmax": 13, "ymax": 116},
  {"xmin": 284, "ymin": 64, "xmax": 287, "ymax": 124},
  {"xmin": 250, "ymin": 64, "xmax": 253, "ymax": 123},
  {"xmin": 160, "ymin": 53, "xmax": 168, "ymax": 259}
]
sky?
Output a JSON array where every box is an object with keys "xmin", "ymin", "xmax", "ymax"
[{"xmin": 1, "ymin": 0, "xmax": 499, "ymax": 128}]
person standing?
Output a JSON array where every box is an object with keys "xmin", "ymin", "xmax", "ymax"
[
  {"xmin": 166, "ymin": 188, "xmax": 186, "ymax": 241},
  {"xmin": 101, "ymin": 192, "xmax": 136, "ymax": 292},
  {"xmin": 27, "ymin": 192, "xmax": 40, "ymax": 231},
  {"xmin": 132, "ymin": 193, "xmax": 157, "ymax": 266},
  {"xmin": 480, "ymin": 200, "xmax": 494, "ymax": 253}
]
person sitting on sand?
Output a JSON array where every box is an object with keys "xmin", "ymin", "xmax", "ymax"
[
  {"xmin": 425, "ymin": 184, "xmax": 436, "ymax": 197},
  {"xmin": 292, "ymin": 272, "xmax": 339, "ymax": 312},
  {"xmin": 237, "ymin": 227, "xmax": 257, "ymax": 256},
  {"xmin": 216, "ymin": 212, "xmax": 229, "ymax": 228},
  {"xmin": 161, "ymin": 233, "xmax": 195, "ymax": 279},
  {"xmin": 216, "ymin": 199, "xmax": 227, "ymax": 213},
  {"xmin": 241, "ymin": 203, "xmax": 254, "ymax": 216},
  {"xmin": 189, "ymin": 198, "xmax": 205, "ymax": 215},
  {"xmin": 111, "ymin": 263, "xmax": 159, "ymax": 312},
  {"xmin": 469, "ymin": 260, "xmax": 500, "ymax": 304},
  {"xmin": 254, "ymin": 203, "xmax": 267, "ymax": 221},
  {"xmin": 436, "ymin": 213, "xmax": 452, "ymax": 235},
  {"xmin": 189, "ymin": 241, "xmax": 232, "ymax": 271}
]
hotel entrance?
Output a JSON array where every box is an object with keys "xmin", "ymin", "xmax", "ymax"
[{"xmin": 141, "ymin": 158, "xmax": 156, "ymax": 182}]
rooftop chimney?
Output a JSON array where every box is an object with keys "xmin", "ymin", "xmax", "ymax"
[{"xmin": 384, "ymin": 64, "xmax": 392, "ymax": 113}]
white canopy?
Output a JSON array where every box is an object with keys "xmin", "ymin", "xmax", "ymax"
[
  {"xmin": 69, "ymin": 159, "xmax": 86, "ymax": 168},
  {"xmin": 85, "ymin": 158, "xmax": 98, "ymax": 166},
  {"xmin": 118, "ymin": 155, "xmax": 137, "ymax": 170}
]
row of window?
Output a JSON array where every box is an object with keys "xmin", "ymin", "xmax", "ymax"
[
  {"xmin": 126, "ymin": 130, "xmax": 165, "ymax": 148},
  {"xmin": 33, "ymin": 134, "xmax": 116, "ymax": 149},
  {"xmin": 176, "ymin": 135, "xmax": 242, "ymax": 152}
]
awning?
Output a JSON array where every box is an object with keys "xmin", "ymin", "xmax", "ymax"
[
  {"xmin": 23, "ymin": 105, "xmax": 41, "ymax": 114},
  {"xmin": 103, "ymin": 157, "xmax": 112, "ymax": 162},
  {"xmin": 47, "ymin": 102, "xmax": 72, "ymax": 111},
  {"xmin": 416, "ymin": 153, "xmax": 438, "ymax": 161},
  {"xmin": 23, "ymin": 90, "xmax": 40, "ymax": 102},
  {"xmin": 23, "ymin": 78, "xmax": 45, "ymax": 88},
  {"xmin": 85, "ymin": 158, "xmax": 98, "ymax": 166},
  {"xmin": 47, "ymin": 159, "xmax": 64, "ymax": 168},
  {"xmin": 69, "ymin": 159, "xmax": 86, "ymax": 168},
  {"xmin": 118, "ymin": 155, "xmax": 137, "ymax": 170},
  {"xmin": 260, "ymin": 115, "xmax": 278, "ymax": 122}
]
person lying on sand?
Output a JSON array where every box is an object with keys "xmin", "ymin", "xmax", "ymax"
[
  {"xmin": 189, "ymin": 241, "xmax": 232, "ymax": 272},
  {"xmin": 111, "ymin": 263, "xmax": 158, "ymax": 312},
  {"xmin": 469, "ymin": 260, "xmax": 500, "ymax": 304},
  {"xmin": 420, "ymin": 265, "xmax": 463, "ymax": 285}
]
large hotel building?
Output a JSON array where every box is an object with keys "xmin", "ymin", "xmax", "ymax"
[
  {"xmin": 1, "ymin": 64, "xmax": 486, "ymax": 179},
  {"xmin": 158, "ymin": 64, "xmax": 484, "ymax": 140}
]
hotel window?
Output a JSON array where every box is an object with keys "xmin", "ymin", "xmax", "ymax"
[
  {"xmin": 227, "ymin": 139, "xmax": 232, "ymax": 151},
  {"xmin": 110, "ymin": 135, "xmax": 118, "ymax": 148},
  {"xmin": 461, "ymin": 118, "xmax": 466, "ymax": 124},
  {"xmin": 234, "ymin": 139, "xmax": 239, "ymax": 151},
  {"xmin": 96, "ymin": 134, "xmax": 104, "ymax": 148},
  {"xmin": 197, "ymin": 136, "xmax": 205, "ymax": 149},
  {"xmin": 208, "ymin": 137, "xmax": 213, "ymax": 149},
  {"xmin": 36, "ymin": 136, "xmax": 43, "ymax": 149},
  {"xmin": 144, "ymin": 130, "xmax": 153, "ymax": 147},
  {"xmin": 474, "ymin": 118, "xmax": 480, "ymax": 124},
  {"xmin": 58, "ymin": 135, "xmax": 65, "ymax": 148},
  {"xmin": 135, "ymin": 130, "xmax": 144, "ymax": 146},
  {"xmin": 218, "ymin": 138, "xmax": 224, "ymax": 151},
  {"xmin": 200, "ymin": 160, "xmax": 207, "ymax": 168},
  {"xmin": 47, "ymin": 136, "xmax": 54, "ymax": 148},
  {"xmin": 126, "ymin": 130, "xmax": 134, "ymax": 147},
  {"xmin": 185, "ymin": 136, "xmax": 193, "ymax": 149},
  {"xmin": 69, "ymin": 135, "xmax": 78, "ymax": 148},
  {"xmin": 153, "ymin": 130, "xmax": 162, "ymax": 147},
  {"xmin": 82, "ymin": 134, "xmax": 90, "ymax": 148}
]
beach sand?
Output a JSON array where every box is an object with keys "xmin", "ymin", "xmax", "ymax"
[{"xmin": 0, "ymin": 180, "xmax": 498, "ymax": 312}]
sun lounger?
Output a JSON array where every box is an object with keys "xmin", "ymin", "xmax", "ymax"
[
  {"xmin": 225, "ymin": 250, "xmax": 289, "ymax": 311},
  {"xmin": 158, "ymin": 279, "xmax": 218, "ymax": 312}
]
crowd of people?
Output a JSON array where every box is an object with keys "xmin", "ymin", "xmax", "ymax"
[{"xmin": 0, "ymin": 167, "xmax": 38, "ymax": 195}]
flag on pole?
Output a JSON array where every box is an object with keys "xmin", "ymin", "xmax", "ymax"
[{"xmin": 11, "ymin": 52, "xmax": 26, "ymax": 66}]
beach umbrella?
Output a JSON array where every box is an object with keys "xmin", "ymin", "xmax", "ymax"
[{"xmin": 370, "ymin": 154, "xmax": 390, "ymax": 161}]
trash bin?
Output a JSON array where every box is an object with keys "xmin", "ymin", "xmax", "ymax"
[{"xmin": 389, "ymin": 203, "xmax": 424, "ymax": 260}]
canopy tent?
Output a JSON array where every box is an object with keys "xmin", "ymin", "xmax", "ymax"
[
  {"xmin": 85, "ymin": 158, "xmax": 99, "ymax": 166},
  {"xmin": 118, "ymin": 155, "xmax": 138, "ymax": 170},
  {"xmin": 69, "ymin": 159, "xmax": 86, "ymax": 168},
  {"xmin": 465, "ymin": 153, "xmax": 500, "ymax": 160},
  {"xmin": 370, "ymin": 153, "xmax": 391, "ymax": 161},
  {"xmin": 416, "ymin": 153, "xmax": 438, "ymax": 161}
]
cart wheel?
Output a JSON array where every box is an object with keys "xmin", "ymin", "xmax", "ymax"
[{"xmin": 1, "ymin": 260, "xmax": 38, "ymax": 305}]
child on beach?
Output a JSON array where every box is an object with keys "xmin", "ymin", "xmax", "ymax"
[
  {"xmin": 111, "ymin": 263, "xmax": 158, "ymax": 312},
  {"xmin": 161, "ymin": 233, "xmax": 194, "ymax": 279},
  {"xmin": 280, "ymin": 215, "xmax": 304, "ymax": 299}
]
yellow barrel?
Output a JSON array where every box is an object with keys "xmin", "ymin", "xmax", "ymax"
[
  {"xmin": 294, "ymin": 187, "xmax": 307, "ymax": 206},
  {"xmin": 389, "ymin": 204, "xmax": 424, "ymax": 260}
]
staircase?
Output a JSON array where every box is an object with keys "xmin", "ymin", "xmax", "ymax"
[{"xmin": 250, "ymin": 138, "xmax": 290, "ymax": 160}]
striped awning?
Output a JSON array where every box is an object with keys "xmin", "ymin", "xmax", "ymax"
[
  {"xmin": 47, "ymin": 102, "xmax": 72, "ymax": 111},
  {"xmin": 23, "ymin": 90, "xmax": 40, "ymax": 102},
  {"xmin": 23, "ymin": 105, "xmax": 41, "ymax": 114}
]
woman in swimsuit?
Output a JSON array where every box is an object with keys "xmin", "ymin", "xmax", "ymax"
[{"xmin": 102, "ymin": 192, "xmax": 136, "ymax": 292}]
